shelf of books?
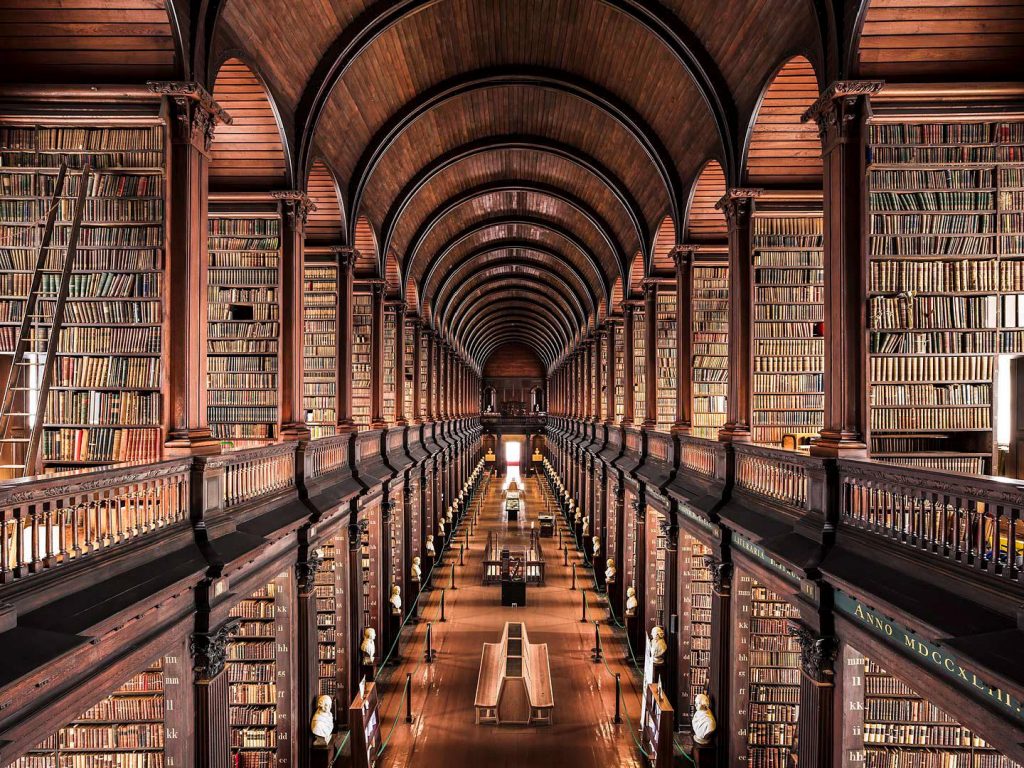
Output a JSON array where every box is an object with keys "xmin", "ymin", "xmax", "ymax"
[
  {"xmin": 614, "ymin": 323, "xmax": 626, "ymax": 422},
  {"xmin": 207, "ymin": 202, "xmax": 281, "ymax": 449},
  {"xmin": 656, "ymin": 285, "xmax": 677, "ymax": 430},
  {"xmin": 10, "ymin": 658, "xmax": 166, "ymax": 767},
  {"xmin": 419, "ymin": 329, "xmax": 429, "ymax": 421},
  {"xmin": 383, "ymin": 307, "xmax": 396, "ymax": 424},
  {"xmin": 691, "ymin": 256, "xmax": 729, "ymax": 439},
  {"xmin": 843, "ymin": 644, "xmax": 1022, "ymax": 768},
  {"xmin": 866, "ymin": 120, "xmax": 1024, "ymax": 474},
  {"xmin": 751, "ymin": 208, "xmax": 824, "ymax": 449},
  {"xmin": 678, "ymin": 533, "xmax": 712, "ymax": 728},
  {"xmin": 316, "ymin": 539, "xmax": 340, "ymax": 698},
  {"xmin": 352, "ymin": 291, "xmax": 372, "ymax": 430},
  {"xmin": 0, "ymin": 122, "xmax": 167, "ymax": 472},
  {"xmin": 598, "ymin": 328, "xmax": 609, "ymax": 422},
  {"xmin": 733, "ymin": 574, "xmax": 801, "ymax": 768},
  {"xmin": 227, "ymin": 573, "xmax": 292, "ymax": 768},
  {"xmin": 403, "ymin": 316, "xmax": 414, "ymax": 420},
  {"xmin": 633, "ymin": 306, "xmax": 646, "ymax": 424},
  {"xmin": 303, "ymin": 253, "xmax": 337, "ymax": 438}
]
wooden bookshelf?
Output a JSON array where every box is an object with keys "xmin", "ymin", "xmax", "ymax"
[
  {"xmin": 383, "ymin": 306, "xmax": 396, "ymax": 425},
  {"xmin": 303, "ymin": 254, "xmax": 337, "ymax": 438},
  {"xmin": 614, "ymin": 322, "xmax": 625, "ymax": 422},
  {"xmin": 207, "ymin": 203, "xmax": 282, "ymax": 448},
  {"xmin": 227, "ymin": 574, "xmax": 292, "ymax": 768},
  {"xmin": 691, "ymin": 259, "xmax": 729, "ymax": 439},
  {"xmin": 316, "ymin": 540, "xmax": 340, "ymax": 697},
  {"xmin": 0, "ymin": 122, "xmax": 167, "ymax": 471},
  {"xmin": 678, "ymin": 534, "xmax": 712, "ymax": 727},
  {"xmin": 844, "ymin": 648, "xmax": 1024, "ymax": 768},
  {"xmin": 10, "ymin": 658, "xmax": 166, "ymax": 767},
  {"xmin": 419, "ymin": 329, "xmax": 429, "ymax": 420},
  {"xmin": 633, "ymin": 306, "xmax": 646, "ymax": 425},
  {"xmin": 598, "ymin": 327, "xmax": 609, "ymax": 422},
  {"xmin": 403, "ymin": 315, "xmax": 414, "ymax": 420},
  {"xmin": 733, "ymin": 576, "xmax": 801, "ymax": 768},
  {"xmin": 751, "ymin": 209, "xmax": 824, "ymax": 448},
  {"xmin": 656, "ymin": 286, "xmax": 677, "ymax": 430},
  {"xmin": 866, "ymin": 120, "xmax": 1024, "ymax": 474},
  {"xmin": 352, "ymin": 291, "xmax": 372, "ymax": 430}
]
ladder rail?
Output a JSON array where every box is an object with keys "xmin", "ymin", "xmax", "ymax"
[
  {"xmin": 24, "ymin": 164, "xmax": 93, "ymax": 476},
  {"xmin": 0, "ymin": 165, "xmax": 68, "ymax": 448}
]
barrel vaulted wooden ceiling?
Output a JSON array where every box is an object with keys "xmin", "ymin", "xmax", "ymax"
[{"xmin": 2, "ymin": 0, "xmax": 1020, "ymax": 370}]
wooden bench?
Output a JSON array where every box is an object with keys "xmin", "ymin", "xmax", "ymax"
[{"xmin": 474, "ymin": 622, "xmax": 554, "ymax": 726}]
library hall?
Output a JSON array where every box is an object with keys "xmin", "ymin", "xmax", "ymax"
[{"xmin": 1, "ymin": 1, "xmax": 1024, "ymax": 767}]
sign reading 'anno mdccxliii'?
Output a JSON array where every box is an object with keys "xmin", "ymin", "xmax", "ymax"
[{"xmin": 836, "ymin": 590, "xmax": 1024, "ymax": 725}]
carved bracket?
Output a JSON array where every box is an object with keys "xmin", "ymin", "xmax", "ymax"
[
  {"xmin": 147, "ymin": 81, "xmax": 231, "ymax": 153},
  {"xmin": 296, "ymin": 548, "xmax": 325, "ymax": 593},
  {"xmin": 271, "ymin": 190, "xmax": 318, "ymax": 227},
  {"xmin": 703, "ymin": 555, "xmax": 732, "ymax": 594},
  {"xmin": 788, "ymin": 622, "xmax": 839, "ymax": 683},
  {"xmin": 191, "ymin": 618, "xmax": 241, "ymax": 681},
  {"xmin": 802, "ymin": 80, "xmax": 884, "ymax": 143}
]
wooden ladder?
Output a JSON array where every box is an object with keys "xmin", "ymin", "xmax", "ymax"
[{"xmin": 0, "ymin": 164, "xmax": 92, "ymax": 477}]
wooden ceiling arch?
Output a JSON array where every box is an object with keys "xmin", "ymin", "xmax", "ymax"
[
  {"xmin": 292, "ymin": 0, "xmax": 735, "ymax": 180},
  {"xmin": 684, "ymin": 159, "xmax": 728, "ymax": 243},
  {"xmin": 478, "ymin": 331, "xmax": 560, "ymax": 368},
  {"xmin": 466, "ymin": 317, "xmax": 564, "ymax": 366},
  {"xmin": 457, "ymin": 297, "xmax": 576, "ymax": 357},
  {"xmin": 402, "ymin": 180, "xmax": 626, "ymax": 290},
  {"xmin": 377, "ymin": 136, "xmax": 648, "ymax": 277},
  {"xmin": 451, "ymin": 287, "xmax": 579, "ymax": 348},
  {"xmin": 440, "ymin": 271, "xmax": 589, "ymax": 336},
  {"xmin": 352, "ymin": 215, "xmax": 378, "ymax": 276},
  {"xmin": 650, "ymin": 216, "xmax": 676, "ymax": 276},
  {"xmin": 429, "ymin": 248, "xmax": 599, "ymax": 324},
  {"xmin": 305, "ymin": 159, "xmax": 345, "ymax": 244},
  {"xmin": 415, "ymin": 216, "xmax": 613, "ymax": 312},
  {"xmin": 342, "ymin": 67, "xmax": 685, "ymax": 240}
]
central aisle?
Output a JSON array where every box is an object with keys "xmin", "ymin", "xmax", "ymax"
[{"xmin": 372, "ymin": 471, "xmax": 648, "ymax": 768}]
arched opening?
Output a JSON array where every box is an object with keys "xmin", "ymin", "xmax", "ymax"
[{"xmin": 684, "ymin": 160, "xmax": 728, "ymax": 244}]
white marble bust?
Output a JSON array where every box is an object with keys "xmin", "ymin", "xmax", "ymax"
[
  {"xmin": 411, "ymin": 556, "xmax": 422, "ymax": 583},
  {"xmin": 649, "ymin": 626, "xmax": 667, "ymax": 666},
  {"xmin": 692, "ymin": 694, "xmax": 717, "ymax": 745},
  {"xmin": 605, "ymin": 558, "xmax": 616, "ymax": 584},
  {"xmin": 592, "ymin": 536, "xmax": 601, "ymax": 558},
  {"xmin": 425, "ymin": 538, "xmax": 436, "ymax": 557},
  {"xmin": 311, "ymin": 694, "xmax": 334, "ymax": 744},
  {"xmin": 360, "ymin": 627, "xmax": 377, "ymax": 664},
  {"xmin": 390, "ymin": 585, "xmax": 402, "ymax": 614},
  {"xmin": 625, "ymin": 586, "xmax": 638, "ymax": 617}
]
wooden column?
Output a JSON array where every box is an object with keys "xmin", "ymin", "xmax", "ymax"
[
  {"xmin": 370, "ymin": 282, "xmax": 386, "ymax": 428},
  {"xmin": 672, "ymin": 247, "xmax": 694, "ymax": 434},
  {"xmin": 585, "ymin": 339, "xmax": 594, "ymax": 420},
  {"xmin": 605, "ymin": 320, "xmax": 617, "ymax": 424},
  {"xmin": 790, "ymin": 622, "xmax": 839, "ymax": 767},
  {"xmin": 704, "ymin": 557, "xmax": 733, "ymax": 768},
  {"xmin": 191, "ymin": 619, "xmax": 238, "ymax": 768},
  {"xmin": 274, "ymin": 191, "xmax": 315, "ymax": 441},
  {"xmin": 804, "ymin": 82, "xmax": 881, "ymax": 457},
  {"xmin": 440, "ymin": 344, "xmax": 449, "ymax": 421},
  {"xmin": 153, "ymin": 82, "xmax": 227, "ymax": 456},
  {"xmin": 335, "ymin": 247, "xmax": 356, "ymax": 431},
  {"xmin": 621, "ymin": 305, "xmax": 635, "ymax": 426},
  {"xmin": 643, "ymin": 282, "xmax": 658, "ymax": 428},
  {"xmin": 297, "ymin": 552, "xmax": 323, "ymax": 768},
  {"xmin": 716, "ymin": 189, "xmax": 760, "ymax": 443},
  {"xmin": 412, "ymin": 319, "xmax": 423, "ymax": 423}
]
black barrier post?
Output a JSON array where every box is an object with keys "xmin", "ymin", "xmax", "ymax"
[
  {"xmin": 580, "ymin": 589, "xmax": 588, "ymax": 623},
  {"xmin": 405, "ymin": 673, "xmax": 413, "ymax": 723},
  {"xmin": 591, "ymin": 621, "xmax": 603, "ymax": 663},
  {"xmin": 450, "ymin": 563, "xmax": 457, "ymax": 590},
  {"xmin": 424, "ymin": 623, "xmax": 436, "ymax": 663},
  {"xmin": 571, "ymin": 563, "xmax": 577, "ymax": 590},
  {"xmin": 614, "ymin": 673, "xmax": 622, "ymax": 723},
  {"xmin": 439, "ymin": 589, "xmax": 446, "ymax": 623}
]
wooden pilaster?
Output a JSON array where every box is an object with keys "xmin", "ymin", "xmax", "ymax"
[
  {"xmin": 672, "ymin": 247, "xmax": 694, "ymax": 433},
  {"xmin": 335, "ymin": 247, "xmax": 356, "ymax": 431}
]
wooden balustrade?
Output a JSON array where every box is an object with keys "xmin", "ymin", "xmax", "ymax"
[
  {"xmin": 678, "ymin": 436, "xmax": 717, "ymax": 478},
  {"xmin": 840, "ymin": 459, "xmax": 1024, "ymax": 583},
  {"xmin": 733, "ymin": 444, "xmax": 812, "ymax": 511},
  {"xmin": 0, "ymin": 458, "xmax": 191, "ymax": 584},
  {"xmin": 221, "ymin": 444, "xmax": 296, "ymax": 509},
  {"xmin": 304, "ymin": 434, "xmax": 350, "ymax": 480}
]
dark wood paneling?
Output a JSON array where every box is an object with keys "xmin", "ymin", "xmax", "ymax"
[
  {"xmin": 0, "ymin": 0, "xmax": 178, "ymax": 82},
  {"xmin": 209, "ymin": 58, "xmax": 288, "ymax": 190},
  {"xmin": 745, "ymin": 56, "xmax": 822, "ymax": 187}
]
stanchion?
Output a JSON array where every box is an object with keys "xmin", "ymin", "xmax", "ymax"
[
  {"xmin": 424, "ymin": 623, "xmax": 436, "ymax": 663},
  {"xmin": 614, "ymin": 673, "xmax": 622, "ymax": 723},
  {"xmin": 459, "ymin": 544, "xmax": 465, "ymax": 566},
  {"xmin": 558, "ymin": 528, "xmax": 563, "ymax": 548},
  {"xmin": 580, "ymin": 589, "xmax": 587, "ymax": 623},
  {"xmin": 465, "ymin": 526, "xmax": 470, "ymax": 550},
  {"xmin": 591, "ymin": 621, "xmax": 603, "ymax": 663},
  {"xmin": 405, "ymin": 673, "xmax": 413, "ymax": 723},
  {"xmin": 563, "ymin": 545, "xmax": 569, "ymax": 565},
  {"xmin": 439, "ymin": 589, "xmax": 447, "ymax": 622},
  {"xmin": 450, "ymin": 563, "xmax": 457, "ymax": 590},
  {"xmin": 571, "ymin": 563, "xmax": 576, "ymax": 590}
]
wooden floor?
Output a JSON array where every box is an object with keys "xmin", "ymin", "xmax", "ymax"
[{"xmin": 372, "ymin": 470, "xmax": 649, "ymax": 768}]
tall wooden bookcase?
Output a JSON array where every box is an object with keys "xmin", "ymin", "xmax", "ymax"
[
  {"xmin": 303, "ymin": 248, "xmax": 338, "ymax": 438},
  {"xmin": 0, "ymin": 106, "xmax": 168, "ymax": 473},
  {"xmin": 207, "ymin": 197, "xmax": 282, "ymax": 448},
  {"xmin": 655, "ymin": 284, "xmax": 677, "ymax": 430},
  {"xmin": 691, "ymin": 254, "xmax": 729, "ymax": 439}
]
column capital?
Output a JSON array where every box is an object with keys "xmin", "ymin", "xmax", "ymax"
[
  {"xmin": 670, "ymin": 244, "xmax": 696, "ymax": 268},
  {"xmin": 802, "ymin": 80, "xmax": 884, "ymax": 139},
  {"xmin": 368, "ymin": 278, "xmax": 387, "ymax": 298},
  {"xmin": 296, "ymin": 550, "xmax": 325, "ymax": 594},
  {"xmin": 271, "ymin": 190, "xmax": 317, "ymax": 226},
  {"xmin": 330, "ymin": 245, "xmax": 357, "ymax": 270},
  {"xmin": 702, "ymin": 555, "xmax": 733, "ymax": 595},
  {"xmin": 148, "ymin": 80, "xmax": 230, "ymax": 151},
  {"xmin": 715, "ymin": 188, "xmax": 763, "ymax": 225}
]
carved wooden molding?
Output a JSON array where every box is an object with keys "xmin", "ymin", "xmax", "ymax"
[
  {"xmin": 271, "ymin": 190, "xmax": 318, "ymax": 226},
  {"xmin": 191, "ymin": 617, "xmax": 241, "ymax": 681},
  {"xmin": 802, "ymin": 80, "xmax": 885, "ymax": 126},
  {"xmin": 788, "ymin": 621, "xmax": 838, "ymax": 683}
]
